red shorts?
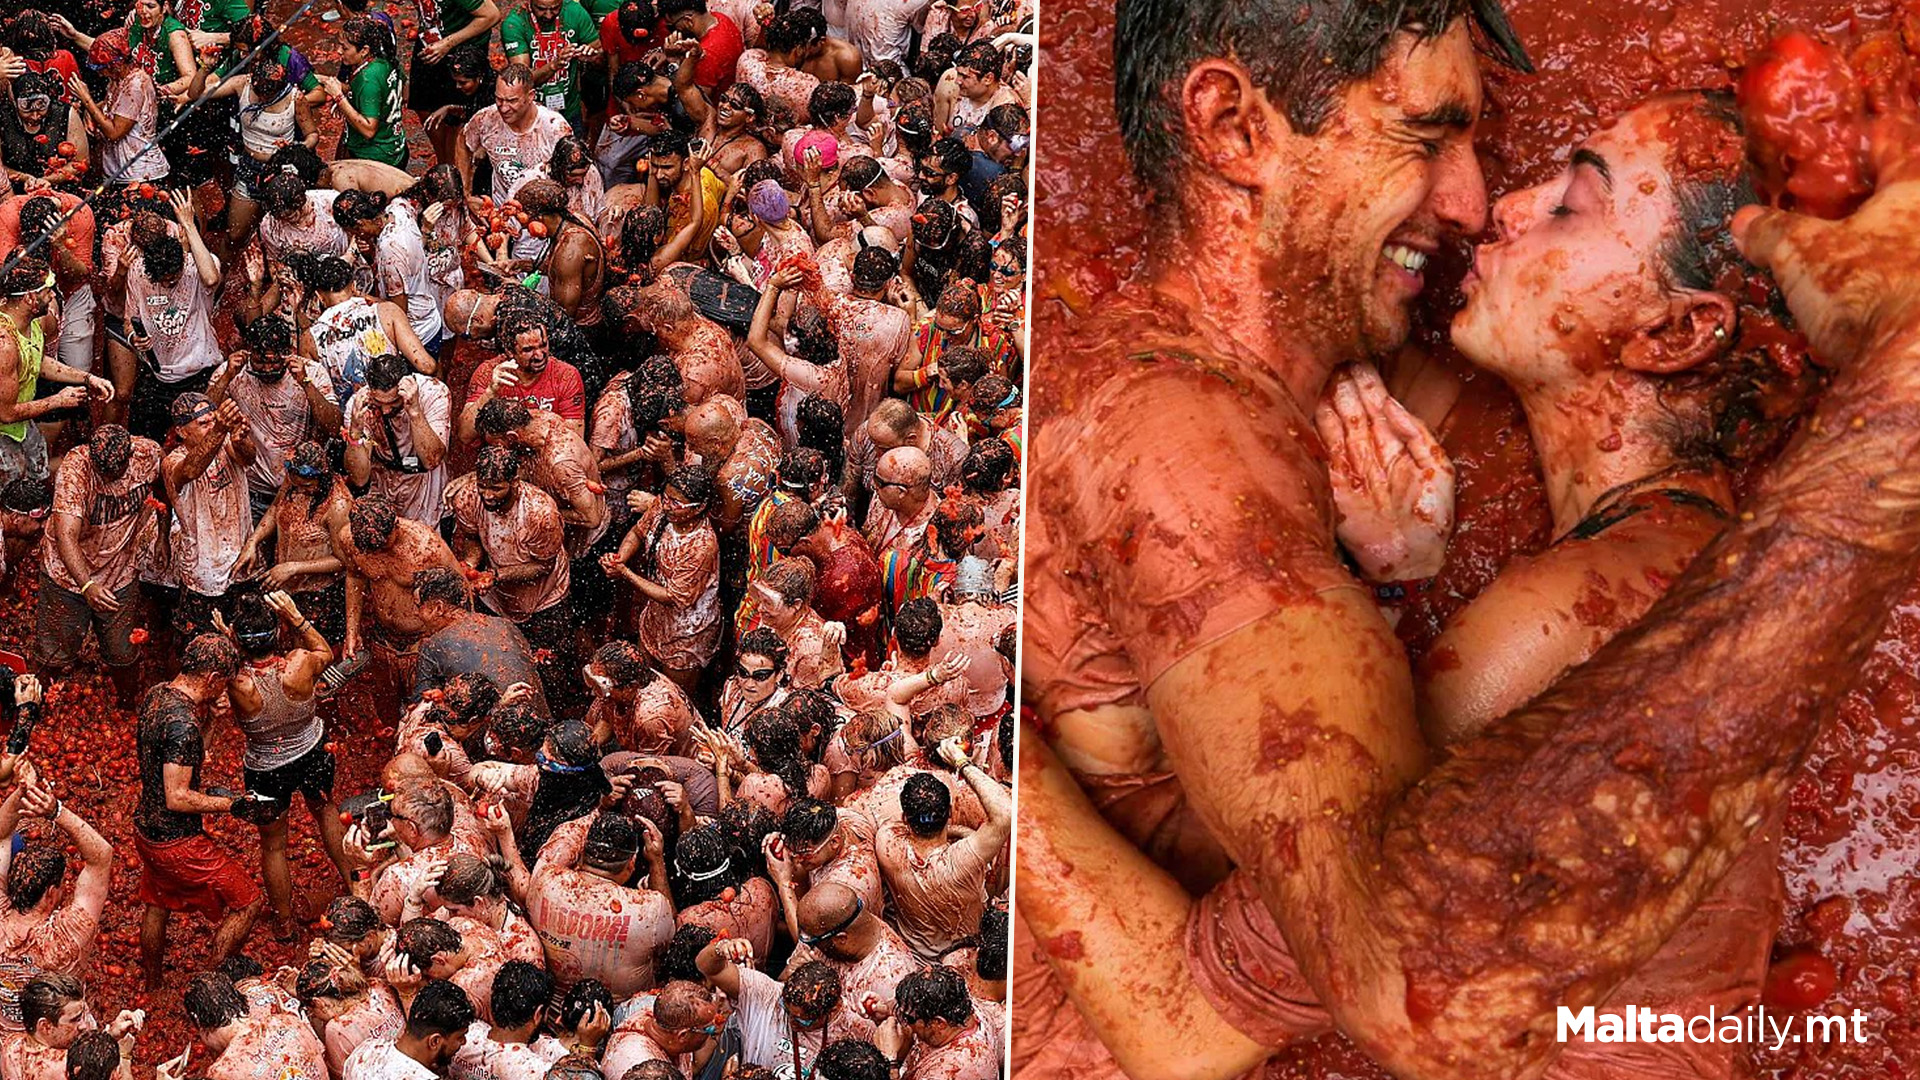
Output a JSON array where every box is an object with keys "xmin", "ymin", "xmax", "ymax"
[{"xmin": 133, "ymin": 832, "xmax": 262, "ymax": 917}]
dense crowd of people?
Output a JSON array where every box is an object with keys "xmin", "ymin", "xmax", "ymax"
[{"xmin": 0, "ymin": 0, "xmax": 1027, "ymax": 1076}]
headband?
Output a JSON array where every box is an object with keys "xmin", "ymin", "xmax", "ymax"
[
  {"xmin": 6, "ymin": 271, "xmax": 55, "ymax": 298},
  {"xmin": 677, "ymin": 855, "xmax": 733, "ymax": 881}
]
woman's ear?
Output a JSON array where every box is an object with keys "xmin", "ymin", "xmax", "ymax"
[
  {"xmin": 1618, "ymin": 290, "xmax": 1737, "ymax": 375},
  {"xmin": 1179, "ymin": 59, "xmax": 1284, "ymax": 190}
]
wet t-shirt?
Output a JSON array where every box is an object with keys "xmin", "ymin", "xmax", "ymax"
[
  {"xmin": 447, "ymin": 477, "xmax": 570, "ymax": 620},
  {"xmin": 902, "ymin": 1014, "xmax": 1001, "ymax": 1080},
  {"xmin": 43, "ymin": 438, "xmax": 163, "ymax": 595},
  {"xmin": 788, "ymin": 919, "xmax": 923, "ymax": 1013},
  {"xmin": 217, "ymin": 358, "xmax": 334, "ymax": 496},
  {"xmin": 0, "ymin": 1033, "xmax": 66, "ymax": 1080},
  {"xmin": 127, "ymin": 248, "xmax": 221, "ymax": 382},
  {"xmin": 134, "ymin": 686, "xmax": 208, "ymax": 843},
  {"xmin": 875, "ymin": 821, "xmax": 992, "ymax": 960},
  {"xmin": 324, "ymin": 988, "xmax": 405, "ymax": 1078},
  {"xmin": 448, "ymin": 1021, "xmax": 568, "ymax": 1080},
  {"xmin": 468, "ymin": 357, "xmax": 587, "ymax": 423},
  {"xmin": 733, "ymin": 968, "xmax": 874, "ymax": 1075},
  {"xmin": 345, "ymin": 375, "xmax": 453, "ymax": 525},
  {"xmin": 167, "ymin": 441, "xmax": 252, "ymax": 597},
  {"xmin": 462, "ymin": 105, "xmax": 574, "ymax": 203}
]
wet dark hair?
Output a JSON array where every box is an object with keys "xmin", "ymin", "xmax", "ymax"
[
  {"xmin": 137, "ymin": 233, "xmax": 185, "ymax": 284},
  {"xmin": 477, "ymin": 397, "xmax": 534, "ymax": 436},
  {"xmin": 714, "ymin": 801, "xmax": 778, "ymax": 880},
  {"xmin": 962, "ymin": 437, "xmax": 1015, "ymax": 494},
  {"xmin": 474, "ymin": 444, "xmax": 521, "ymax": 486},
  {"xmin": 1115, "ymin": 0, "xmax": 1530, "ymax": 197},
  {"xmin": 895, "ymin": 103, "xmax": 935, "ymax": 157},
  {"xmin": 559, "ymin": 978, "xmax": 614, "ymax": 1031},
  {"xmin": 1, "ymin": 256, "xmax": 51, "ymax": 300},
  {"xmin": 736, "ymin": 627, "xmax": 789, "ymax": 671},
  {"xmin": 983, "ymin": 102, "xmax": 1028, "ymax": 141},
  {"xmin": 790, "ymin": 308, "xmax": 837, "ymax": 369},
  {"xmin": 396, "ymin": 917, "xmax": 464, "ymax": 970},
  {"xmin": 655, "ymin": 923, "xmax": 716, "ymax": 983},
  {"xmin": 916, "ymin": 33, "xmax": 964, "ymax": 84},
  {"xmin": 955, "ymin": 41, "xmax": 1002, "ymax": 76},
  {"xmin": 365, "ymin": 352, "xmax": 411, "ymax": 393},
  {"xmin": 663, "ymin": 464, "xmax": 715, "ymax": 508},
  {"xmin": 796, "ymin": 396, "xmax": 845, "ymax": 481},
  {"xmin": 241, "ymin": 313, "xmax": 296, "ymax": 358},
  {"xmin": 747, "ymin": 708, "xmax": 804, "ymax": 771},
  {"xmin": 910, "ymin": 198, "xmax": 959, "ymax": 251},
  {"xmin": 406, "ymin": 980, "xmax": 476, "ymax": 1038},
  {"xmin": 2, "ymin": 11, "xmax": 58, "ymax": 60},
  {"xmin": 593, "ymin": 640, "xmax": 656, "ymax": 687},
  {"xmin": 895, "ymin": 965, "xmax": 973, "ymax": 1026},
  {"xmin": 550, "ymin": 136, "xmax": 595, "ymax": 181},
  {"xmin": 976, "ymin": 907, "xmax": 1008, "ymax": 980},
  {"xmin": 489, "ymin": 960, "xmax": 550, "ymax": 1028},
  {"xmin": 18, "ymin": 973, "xmax": 81, "ymax": 1034},
  {"xmin": 230, "ymin": 593, "xmax": 281, "ymax": 660},
  {"xmin": 181, "ymin": 633, "xmax": 240, "ymax": 677},
  {"xmin": 332, "ymin": 189, "xmax": 390, "ymax": 232},
  {"xmin": 324, "ymin": 896, "xmax": 382, "ymax": 944},
  {"xmin": 5, "ymin": 844, "xmax": 64, "ymax": 911},
  {"xmin": 17, "ymin": 198, "xmax": 61, "ymax": 249},
  {"xmin": 893, "ymin": 598, "xmax": 943, "ymax": 657},
  {"xmin": 64, "ymin": 1030, "xmax": 120, "ymax": 1080},
  {"xmin": 612, "ymin": 60, "xmax": 663, "ymax": 99},
  {"xmin": 266, "ymin": 142, "xmax": 325, "ymax": 188},
  {"xmin": 259, "ymin": 167, "xmax": 311, "ymax": 217},
  {"xmin": 671, "ymin": 825, "xmax": 747, "ymax": 906},
  {"xmin": 776, "ymin": 447, "xmax": 827, "ymax": 493},
  {"xmin": 617, "ymin": 206, "xmax": 670, "ymax": 276},
  {"xmin": 0, "ymin": 476, "xmax": 51, "ymax": 515},
  {"xmin": 293, "ymin": 252, "xmax": 357, "ymax": 293},
  {"xmin": 650, "ymin": 130, "xmax": 691, "ymax": 160},
  {"xmin": 783, "ymin": 961, "xmax": 842, "ymax": 1020},
  {"xmin": 625, "ymin": 1062, "xmax": 687, "ymax": 1080},
  {"xmin": 766, "ymin": 500, "xmax": 819, "ymax": 552},
  {"xmin": 781, "ymin": 798, "xmax": 836, "ymax": 847},
  {"xmin": 619, "ymin": 0, "xmax": 660, "ymax": 37},
  {"xmin": 722, "ymin": 82, "xmax": 767, "ymax": 124},
  {"xmin": 406, "ymin": 164, "xmax": 466, "ymax": 207},
  {"xmin": 183, "ymin": 972, "xmax": 249, "ymax": 1030},
  {"xmin": 341, "ymin": 15, "xmax": 397, "ymax": 62},
  {"xmin": 584, "ymin": 811, "xmax": 641, "ymax": 872},
  {"xmin": 810, "ymin": 82, "xmax": 857, "ymax": 127},
  {"xmin": 88, "ymin": 424, "xmax": 133, "ymax": 480},
  {"xmin": 763, "ymin": 11, "xmax": 813, "ymax": 53},
  {"xmin": 216, "ymin": 954, "xmax": 265, "ymax": 984},
  {"xmin": 414, "ymin": 567, "xmax": 471, "ymax": 609},
  {"xmin": 442, "ymin": 671, "xmax": 502, "ymax": 730},
  {"xmin": 348, "ymin": 496, "xmax": 401, "ymax": 552},
  {"xmin": 815, "ymin": 1040, "xmax": 890, "ymax": 1080},
  {"xmin": 851, "ymin": 247, "xmax": 898, "ymax": 292},
  {"xmin": 899, "ymin": 772, "xmax": 952, "ymax": 837},
  {"xmin": 920, "ymin": 137, "xmax": 970, "ymax": 182},
  {"xmin": 437, "ymin": 851, "xmax": 508, "ymax": 905},
  {"xmin": 488, "ymin": 700, "xmax": 550, "ymax": 757}
]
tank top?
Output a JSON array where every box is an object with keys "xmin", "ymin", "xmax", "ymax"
[
  {"xmin": 0, "ymin": 312, "xmax": 44, "ymax": 444},
  {"xmin": 237, "ymin": 83, "xmax": 299, "ymax": 158},
  {"xmin": 239, "ymin": 657, "xmax": 324, "ymax": 771}
]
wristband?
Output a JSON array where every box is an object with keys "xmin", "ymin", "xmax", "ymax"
[
  {"xmin": 906, "ymin": 366, "xmax": 930, "ymax": 390},
  {"xmin": 79, "ymin": 579, "xmax": 97, "ymax": 596}
]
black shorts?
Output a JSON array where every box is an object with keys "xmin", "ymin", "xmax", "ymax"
[
  {"xmin": 409, "ymin": 37, "xmax": 489, "ymax": 115},
  {"xmin": 243, "ymin": 738, "xmax": 337, "ymax": 820}
]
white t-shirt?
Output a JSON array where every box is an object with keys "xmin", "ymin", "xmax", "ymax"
[
  {"xmin": 448, "ymin": 1022, "xmax": 568, "ymax": 1080},
  {"xmin": 104, "ymin": 69, "xmax": 168, "ymax": 182},
  {"xmin": 342, "ymin": 1039, "xmax": 438, "ymax": 1080},
  {"xmin": 126, "ymin": 249, "xmax": 221, "ymax": 381},
  {"xmin": 344, "ymin": 374, "xmax": 452, "ymax": 525},
  {"xmin": 372, "ymin": 200, "xmax": 446, "ymax": 346}
]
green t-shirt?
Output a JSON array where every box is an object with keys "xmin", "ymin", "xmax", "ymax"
[
  {"xmin": 501, "ymin": 2, "xmax": 599, "ymax": 121},
  {"xmin": 584, "ymin": 0, "xmax": 622, "ymax": 16},
  {"xmin": 439, "ymin": 0, "xmax": 487, "ymax": 39},
  {"xmin": 342, "ymin": 58, "xmax": 408, "ymax": 167},
  {"xmin": 130, "ymin": 15, "xmax": 190, "ymax": 86},
  {"xmin": 196, "ymin": 0, "xmax": 252, "ymax": 34}
]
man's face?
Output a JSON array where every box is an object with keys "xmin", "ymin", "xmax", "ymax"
[
  {"xmin": 668, "ymin": 11, "xmax": 701, "ymax": 35},
  {"xmin": 930, "ymin": 309, "xmax": 972, "ymax": 343},
  {"xmin": 956, "ymin": 65, "xmax": 992, "ymax": 97},
  {"xmin": 1247, "ymin": 24, "xmax": 1487, "ymax": 359},
  {"xmin": 249, "ymin": 351, "xmax": 290, "ymax": 383},
  {"xmin": 14, "ymin": 92, "xmax": 50, "ymax": 126},
  {"xmin": 662, "ymin": 484, "xmax": 705, "ymax": 525},
  {"xmin": 1453, "ymin": 100, "xmax": 1692, "ymax": 383},
  {"xmin": 509, "ymin": 328, "xmax": 550, "ymax": 374},
  {"xmin": 479, "ymin": 476, "xmax": 517, "ymax": 513},
  {"xmin": 716, "ymin": 89, "xmax": 754, "ymax": 128},
  {"xmin": 533, "ymin": 0, "xmax": 562, "ymax": 24},
  {"xmin": 41, "ymin": 1000, "xmax": 94, "ymax": 1049},
  {"xmin": 793, "ymin": 827, "xmax": 841, "ymax": 872},
  {"xmin": 369, "ymin": 385, "xmax": 404, "ymax": 416},
  {"xmin": 651, "ymin": 153, "xmax": 687, "ymax": 189},
  {"xmin": 915, "ymin": 155, "xmax": 953, "ymax": 194},
  {"xmin": 178, "ymin": 412, "xmax": 218, "ymax": 446},
  {"xmin": 497, "ymin": 77, "xmax": 533, "ymax": 125},
  {"xmin": 660, "ymin": 998, "xmax": 728, "ymax": 1054}
]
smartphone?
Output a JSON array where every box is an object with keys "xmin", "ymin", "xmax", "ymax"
[
  {"xmin": 424, "ymin": 730, "xmax": 445, "ymax": 757},
  {"xmin": 690, "ymin": 137, "xmax": 709, "ymax": 158}
]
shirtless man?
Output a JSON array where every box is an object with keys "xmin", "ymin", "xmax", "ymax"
[
  {"xmin": 233, "ymin": 442, "xmax": 353, "ymax": 640},
  {"xmin": 526, "ymin": 810, "xmax": 674, "ymax": 998},
  {"xmin": 933, "ymin": 561, "xmax": 1014, "ymax": 725},
  {"xmin": 0, "ymin": 775, "xmax": 114, "ymax": 977},
  {"xmin": 227, "ymin": 590, "xmax": 347, "ymax": 939},
  {"xmin": 685, "ymin": 397, "xmax": 781, "ymax": 534},
  {"xmin": 475, "ymin": 398, "xmax": 610, "ymax": 555},
  {"xmin": 817, "ymin": 244, "xmax": 913, "ymax": 437},
  {"xmin": 862, "ymin": 447, "xmax": 933, "ymax": 561},
  {"xmin": 337, "ymin": 494, "xmax": 463, "ymax": 700},
  {"xmin": 182, "ymin": 970, "xmax": 327, "ymax": 1080},
  {"xmin": 1018, "ymin": 3, "xmax": 1920, "ymax": 1078},
  {"xmin": 604, "ymin": 281, "xmax": 748, "ymax": 405},
  {"xmin": 515, "ymin": 178, "xmax": 605, "ymax": 326},
  {"xmin": 875, "ymin": 738, "xmax": 1007, "ymax": 961}
]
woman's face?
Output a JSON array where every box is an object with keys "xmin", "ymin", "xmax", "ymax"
[
  {"xmin": 1454, "ymin": 99, "xmax": 1703, "ymax": 388},
  {"xmin": 342, "ymin": 40, "xmax": 368, "ymax": 66},
  {"xmin": 735, "ymin": 651, "xmax": 781, "ymax": 704},
  {"xmin": 135, "ymin": 0, "xmax": 164, "ymax": 27}
]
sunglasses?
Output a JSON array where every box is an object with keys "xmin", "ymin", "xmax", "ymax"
[
  {"xmin": 736, "ymin": 665, "xmax": 778, "ymax": 681},
  {"xmin": 16, "ymin": 96, "xmax": 51, "ymax": 110},
  {"xmin": 799, "ymin": 896, "xmax": 864, "ymax": 944},
  {"xmin": 992, "ymin": 262, "xmax": 1020, "ymax": 275},
  {"xmin": 873, "ymin": 478, "xmax": 913, "ymax": 491}
]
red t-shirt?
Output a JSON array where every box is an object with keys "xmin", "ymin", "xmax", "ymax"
[
  {"xmin": 0, "ymin": 192, "xmax": 96, "ymax": 293},
  {"xmin": 597, "ymin": 10, "xmax": 664, "ymax": 64},
  {"xmin": 695, "ymin": 13, "xmax": 744, "ymax": 92},
  {"xmin": 468, "ymin": 356, "xmax": 587, "ymax": 421},
  {"xmin": 26, "ymin": 52, "xmax": 80, "ymax": 103}
]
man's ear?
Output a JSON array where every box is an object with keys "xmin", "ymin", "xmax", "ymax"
[
  {"xmin": 1618, "ymin": 290, "xmax": 1737, "ymax": 375},
  {"xmin": 1180, "ymin": 59, "xmax": 1280, "ymax": 189}
]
